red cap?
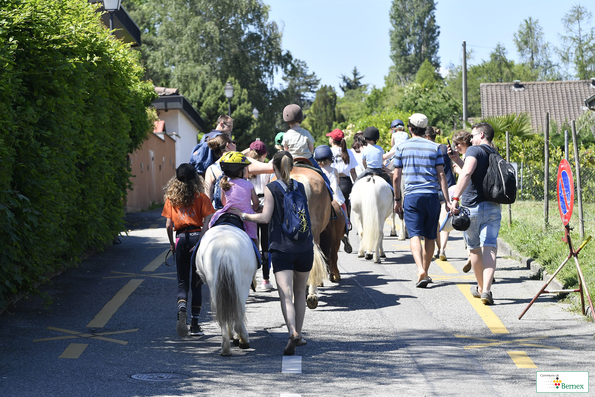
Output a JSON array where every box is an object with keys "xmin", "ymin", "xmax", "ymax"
[
  {"xmin": 249, "ymin": 140, "xmax": 267, "ymax": 156},
  {"xmin": 326, "ymin": 128, "xmax": 344, "ymax": 141}
]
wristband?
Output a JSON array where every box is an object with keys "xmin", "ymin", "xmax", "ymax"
[
  {"xmin": 394, "ymin": 197, "xmax": 402, "ymax": 202},
  {"xmin": 241, "ymin": 213, "xmax": 246, "ymax": 221},
  {"xmin": 452, "ymin": 197, "xmax": 459, "ymax": 201}
]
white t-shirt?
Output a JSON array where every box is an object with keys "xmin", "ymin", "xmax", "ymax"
[
  {"xmin": 350, "ymin": 149, "xmax": 365, "ymax": 178},
  {"xmin": 362, "ymin": 144, "xmax": 384, "ymax": 169},
  {"xmin": 282, "ymin": 126, "xmax": 314, "ymax": 158},
  {"xmin": 331, "ymin": 146, "xmax": 358, "ymax": 176},
  {"xmin": 321, "ymin": 164, "xmax": 345, "ymax": 205},
  {"xmin": 250, "ymin": 173, "xmax": 271, "ymax": 206}
]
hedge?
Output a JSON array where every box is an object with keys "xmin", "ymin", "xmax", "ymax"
[{"xmin": 0, "ymin": 0, "xmax": 157, "ymax": 310}]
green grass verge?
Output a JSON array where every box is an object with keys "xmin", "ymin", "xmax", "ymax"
[{"xmin": 500, "ymin": 201, "xmax": 595, "ymax": 310}]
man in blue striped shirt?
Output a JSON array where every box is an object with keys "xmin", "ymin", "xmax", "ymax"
[{"xmin": 392, "ymin": 113, "xmax": 452, "ymax": 288}]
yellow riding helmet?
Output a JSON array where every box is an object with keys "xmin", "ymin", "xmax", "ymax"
[
  {"xmin": 220, "ymin": 151, "xmax": 250, "ymax": 165},
  {"xmin": 220, "ymin": 151, "xmax": 250, "ymax": 173}
]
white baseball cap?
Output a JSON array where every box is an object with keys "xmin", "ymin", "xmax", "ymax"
[{"xmin": 409, "ymin": 113, "xmax": 428, "ymax": 128}]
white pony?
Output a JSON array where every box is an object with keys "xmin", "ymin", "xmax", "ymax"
[
  {"xmin": 351, "ymin": 175, "xmax": 394, "ymax": 263},
  {"xmin": 195, "ymin": 225, "xmax": 258, "ymax": 356}
]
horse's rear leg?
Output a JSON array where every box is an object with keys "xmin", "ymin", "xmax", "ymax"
[
  {"xmin": 221, "ymin": 325, "xmax": 232, "ymax": 356},
  {"xmin": 307, "ymin": 284, "xmax": 318, "ymax": 309},
  {"xmin": 235, "ymin": 322, "xmax": 250, "ymax": 349},
  {"xmin": 390, "ymin": 211, "xmax": 397, "ymax": 237}
]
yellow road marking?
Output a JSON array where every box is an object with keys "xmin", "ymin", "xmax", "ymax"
[
  {"xmin": 434, "ymin": 259, "xmax": 459, "ymax": 274},
  {"xmin": 142, "ymin": 248, "xmax": 169, "ymax": 272},
  {"xmin": 454, "ymin": 335, "xmax": 560, "ymax": 350},
  {"xmin": 87, "ymin": 279, "xmax": 144, "ymax": 328},
  {"xmin": 456, "ymin": 284, "xmax": 509, "ymax": 334},
  {"xmin": 427, "ymin": 274, "xmax": 476, "ymax": 281},
  {"xmin": 104, "ymin": 271, "xmax": 176, "ymax": 280},
  {"xmin": 59, "ymin": 343, "xmax": 88, "ymax": 359},
  {"xmin": 34, "ymin": 327, "xmax": 138, "ymax": 345},
  {"xmin": 507, "ymin": 351, "xmax": 538, "ymax": 368}
]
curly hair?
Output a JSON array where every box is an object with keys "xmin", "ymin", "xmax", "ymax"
[
  {"xmin": 163, "ymin": 175, "xmax": 205, "ymax": 208},
  {"xmin": 452, "ymin": 130, "xmax": 472, "ymax": 147}
]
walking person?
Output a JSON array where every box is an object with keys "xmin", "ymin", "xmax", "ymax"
[
  {"xmin": 392, "ymin": 114, "xmax": 451, "ymax": 288},
  {"xmin": 327, "ymin": 128, "xmax": 357, "ymax": 252},
  {"xmin": 162, "ymin": 164, "xmax": 215, "ymax": 337},
  {"xmin": 235, "ymin": 151, "xmax": 313, "ymax": 355},
  {"xmin": 246, "ymin": 140, "xmax": 274, "ymax": 290},
  {"xmin": 449, "ymin": 122, "xmax": 502, "ymax": 305},
  {"xmin": 424, "ymin": 126, "xmax": 456, "ymax": 261}
]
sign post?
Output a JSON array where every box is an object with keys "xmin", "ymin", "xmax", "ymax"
[{"xmin": 519, "ymin": 160, "xmax": 594, "ymax": 321}]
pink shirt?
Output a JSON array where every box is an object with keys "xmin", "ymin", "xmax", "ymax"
[{"xmin": 209, "ymin": 177, "xmax": 257, "ymax": 239}]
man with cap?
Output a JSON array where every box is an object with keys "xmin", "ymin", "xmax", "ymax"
[{"xmin": 392, "ymin": 113, "xmax": 451, "ymax": 288}]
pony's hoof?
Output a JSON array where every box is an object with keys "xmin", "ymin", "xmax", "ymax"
[
  {"xmin": 358, "ymin": 252, "xmax": 364, "ymax": 258},
  {"xmin": 221, "ymin": 351, "xmax": 232, "ymax": 356},
  {"xmin": 365, "ymin": 253, "xmax": 373, "ymax": 260},
  {"xmin": 239, "ymin": 342, "xmax": 250, "ymax": 349},
  {"xmin": 307, "ymin": 295, "xmax": 318, "ymax": 309},
  {"xmin": 330, "ymin": 273, "xmax": 341, "ymax": 283},
  {"xmin": 233, "ymin": 338, "xmax": 240, "ymax": 346},
  {"xmin": 380, "ymin": 253, "xmax": 386, "ymax": 258},
  {"xmin": 390, "ymin": 231, "xmax": 397, "ymax": 237}
]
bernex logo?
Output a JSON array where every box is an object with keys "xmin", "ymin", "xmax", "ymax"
[{"xmin": 537, "ymin": 372, "xmax": 589, "ymax": 393}]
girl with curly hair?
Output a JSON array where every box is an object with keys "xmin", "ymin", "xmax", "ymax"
[{"xmin": 162, "ymin": 163, "xmax": 215, "ymax": 338}]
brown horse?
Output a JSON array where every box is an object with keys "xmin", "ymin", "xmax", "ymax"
[
  {"xmin": 320, "ymin": 200, "xmax": 346, "ymax": 283},
  {"xmin": 272, "ymin": 164, "xmax": 331, "ymax": 309}
]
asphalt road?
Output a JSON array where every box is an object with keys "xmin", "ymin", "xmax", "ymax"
[{"xmin": 1, "ymin": 207, "xmax": 594, "ymax": 396}]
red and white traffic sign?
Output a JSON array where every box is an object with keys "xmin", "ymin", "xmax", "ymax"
[{"xmin": 556, "ymin": 159, "xmax": 574, "ymax": 226}]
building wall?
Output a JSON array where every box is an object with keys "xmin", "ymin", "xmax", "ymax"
[
  {"xmin": 158, "ymin": 110, "xmax": 199, "ymax": 168},
  {"xmin": 125, "ymin": 132, "xmax": 176, "ymax": 213}
]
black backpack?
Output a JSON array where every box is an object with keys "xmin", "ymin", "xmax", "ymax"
[
  {"xmin": 274, "ymin": 179, "xmax": 312, "ymax": 241},
  {"xmin": 479, "ymin": 145, "xmax": 517, "ymax": 204}
]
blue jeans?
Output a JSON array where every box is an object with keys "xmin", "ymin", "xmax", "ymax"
[{"xmin": 463, "ymin": 201, "xmax": 501, "ymax": 249}]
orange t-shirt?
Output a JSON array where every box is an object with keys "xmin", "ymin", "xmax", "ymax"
[{"xmin": 161, "ymin": 193, "xmax": 215, "ymax": 231}]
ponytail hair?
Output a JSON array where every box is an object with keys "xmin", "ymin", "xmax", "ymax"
[
  {"xmin": 340, "ymin": 138, "xmax": 349, "ymax": 165},
  {"xmin": 272, "ymin": 151, "xmax": 293, "ymax": 183},
  {"xmin": 220, "ymin": 176, "xmax": 232, "ymax": 191}
]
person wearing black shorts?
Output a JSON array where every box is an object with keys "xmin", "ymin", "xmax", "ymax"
[{"xmin": 237, "ymin": 151, "xmax": 313, "ymax": 356}]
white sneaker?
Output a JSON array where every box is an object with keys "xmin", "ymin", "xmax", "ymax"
[{"xmin": 262, "ymin": 280, "xmax": 274, "ymax": 290}]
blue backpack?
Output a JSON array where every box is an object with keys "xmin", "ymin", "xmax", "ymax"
[
  {"xmin": 212, "ymin": 173, "xmax": 225, "ymax": 209},
  {"xmin": 189, "ymin": 143, "xmax": 215, "ymax": 176},
  {"xmin": 275, "ymin": 179, "xmax": 312, "ymax": 241}
]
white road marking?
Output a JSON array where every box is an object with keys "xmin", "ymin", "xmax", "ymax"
[
  {"xmin": 280, "ymin": 394, "xmax": 302, "ymax": 397},
  {"xmin": 282, "ymin": 356, "xmax": 302, "ymax": 374}
]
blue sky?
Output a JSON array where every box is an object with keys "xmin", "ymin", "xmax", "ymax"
[{"xmin": 265, "ymin": 0, "xmax": 584, "ymax": 94}]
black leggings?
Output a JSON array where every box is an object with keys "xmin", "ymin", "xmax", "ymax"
[
  {"xmin": 175, "ymin": 231, "xmax": 202, "ymax": 319},
  {"xmin": 258, "ymin": 223, "xmax": 270, "ymax": 280}
]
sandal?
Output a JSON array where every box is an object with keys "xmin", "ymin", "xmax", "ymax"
[{"xmin": 284, "ymin": 335, "xmax": 299, "ymax": 355}]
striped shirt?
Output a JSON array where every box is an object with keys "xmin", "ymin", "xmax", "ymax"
[{"xmin": 393, "ymin": 137, "xmax": 444, "ymax": 195}]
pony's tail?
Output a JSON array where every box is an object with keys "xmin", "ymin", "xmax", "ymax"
[
  {"xmin": 307, "ymin": 243, "xmax": 327, "ymax": 287},
  {"xmin": 361, "ymin": 183, "xmax": 380, "ymax": 252},
  {"xmin": 214, "ymin": 261, "xmax": 244, "ymax": 329}
]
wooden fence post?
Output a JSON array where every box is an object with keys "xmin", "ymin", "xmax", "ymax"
[
  {"xmin": 571, "ymin": 120, "xmax": 585, "ymax": 240},
  {"xmin": 506, "ymin": 131, "xmax": 511, "ymax": 227},
  {"xmin": 544, "ymin": 113, "xmax": 549, "ymax": 231}
]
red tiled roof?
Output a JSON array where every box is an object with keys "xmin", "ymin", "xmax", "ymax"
[{"xmin": 480, "ymin": 80, "xmax": 595, "ymax": 131}]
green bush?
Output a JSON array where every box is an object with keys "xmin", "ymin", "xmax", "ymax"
[{"xmin": 0, "ymin": 0, "xmax": 156, "ymax": 310}]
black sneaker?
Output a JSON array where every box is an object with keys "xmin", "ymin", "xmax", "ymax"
[
  {"xmin": 481, "ymin": 291, "xmax": 494, "ymax": 305},
  {"xmin": 189, "ymin": 324, "xmax": 204, "ymax": 336},
  {"xmin": 176, "ymin": 308, "xmax": 188, "ymax": 338}
]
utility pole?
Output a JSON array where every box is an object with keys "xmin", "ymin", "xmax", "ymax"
[{"xmin": 462, "ymin": 41, "xmax": 468, "ymax": 129}]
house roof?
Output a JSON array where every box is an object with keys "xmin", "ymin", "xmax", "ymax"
[
  {"xmin": 480, "ymin": 79, "xmax": 595, "ymax": 131},
  {"xmin": 152, "ymin": 87, "xmax": 206, "ymax": 131}
]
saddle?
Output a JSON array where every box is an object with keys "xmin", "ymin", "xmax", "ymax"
[
  {"xmin": 211, "ymin": 213, "xmax": 261, "ymax": 269},
  {"xmin": 293, "ymin": 157, "xmax": 313, "ymax": 167}
]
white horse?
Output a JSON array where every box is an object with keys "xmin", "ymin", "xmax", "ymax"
[
  {"xmin": 195, "ymin": 225, "xmax": 258, "ymax": 356},
  {"xmin": 351, "ymin": 175, "xmax": 394, "ymax": 263}
]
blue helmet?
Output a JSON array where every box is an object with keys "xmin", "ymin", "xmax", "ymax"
[
  {"xmin": 314, "ymin": 145, "xmax": 333, "ymax": 162},
  {"xmin": 391, "ymin": 119, "xmax": 404, "ymax": 128}
]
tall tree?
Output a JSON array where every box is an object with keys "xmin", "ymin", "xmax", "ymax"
[
  {"xmin": 514, "ymin": 17, "xmax": 560, "ymax": 80},
  {"xmin": 339, "ymin": 67, "xmax": 367, "ymax": 92},
  {"xmin": 282, "ymin": 59, "xmax": 321, "ymax": 109},
  {"xmin": 389, "ymin": 0, "xmax": 440, "ymax": 86},
  {"xmin": 559, "ymin": 4, "xmax": 595, "ymax": 79},
  {"xmin": 307, "ymin": 85, "xmax": 338, "ymax": 139},
  {"xmin": 126, "ymin": 0, "xmax": 294, "ymax": 145},
  {"xmin": 414, "ymin": 59, "xmax": 441, "ymax": 86}
]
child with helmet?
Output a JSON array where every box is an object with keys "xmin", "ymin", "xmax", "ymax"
[{"xmin": 207, "ymin": 151, "xmax": 260, "ymax": 246}]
